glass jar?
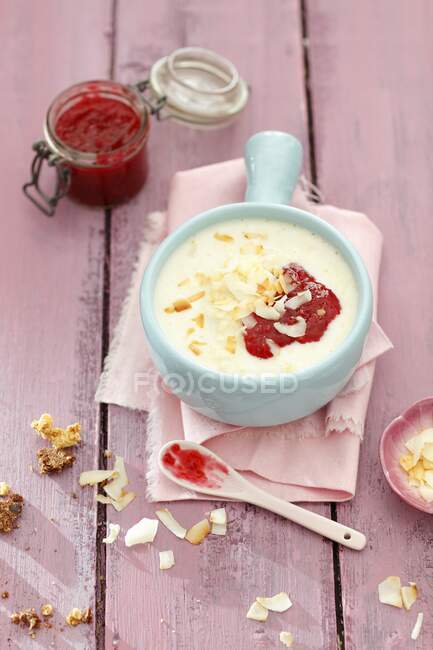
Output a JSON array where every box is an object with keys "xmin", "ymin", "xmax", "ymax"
[{"xmin": 24, "ymin": 47, "xmax": 249, "ymax": 216}]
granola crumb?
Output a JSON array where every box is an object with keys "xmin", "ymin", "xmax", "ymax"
[
  {"xmin": 11, "ymin": 608, "xmax": 41, "ymax": 633},
  {"xmin": 31, "ymin": 413, "xmax": 81, "ymax": 448},
  {"xmin": 66, "ymin": 607, "xmax": 92, "ymax": 627},
  {"xmin": 0, "ymin": 482, "xmax": 10, "ymax": 496},
  {"xmin": 2, "ymin": 591, "xmax": 9, "ymax": 599},
  {"xmin": 40, "ymin": 604, "xmax": 53, "ymax": 617},
  {"xmin": 37, "ymin": 448, "xmax": 75, "ymax": 474},
  {"xmin": 0, "ymin": 492, "xmax": 24, "ymax": 533}
]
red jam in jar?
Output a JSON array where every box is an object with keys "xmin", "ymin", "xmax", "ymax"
[{"xmin": 45, "ymin": 81, "xmax": 150, "ymax": 207}]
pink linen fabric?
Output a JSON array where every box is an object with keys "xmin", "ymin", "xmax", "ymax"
[{"xmin": 96, "ymin": 159, "xmax": 393, "ymax": 502}]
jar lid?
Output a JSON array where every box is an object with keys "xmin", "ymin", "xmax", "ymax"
[{"xmin": 148, "ymin": 47, "xmax": 249, "ymax": 128}]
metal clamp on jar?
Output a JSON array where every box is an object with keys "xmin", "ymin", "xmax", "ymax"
[{"xmin": 23, "ymin": 47, "xmax": 249, "ymax": 216}]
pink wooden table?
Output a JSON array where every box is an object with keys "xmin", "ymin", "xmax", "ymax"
[{"xmin": 1, "ymin": 1, "xmax": 432, "ymax": 648}]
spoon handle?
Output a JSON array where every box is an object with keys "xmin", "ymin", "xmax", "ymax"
[{"xmin": 243, "ymin": 487, "xmax": 366, "ymax": 550}]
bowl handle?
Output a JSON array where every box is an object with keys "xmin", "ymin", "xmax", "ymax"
[{"xmin": 244, "ymin": 131, "xmax": 303, "ymax": 205}]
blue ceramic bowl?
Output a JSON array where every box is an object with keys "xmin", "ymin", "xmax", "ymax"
[{"xmin": 140, "ymin": 131, "xmax": 373, "ymax": 426}]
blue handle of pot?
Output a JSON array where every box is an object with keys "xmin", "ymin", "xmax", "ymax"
[{"xmin": 245, "ymin": 131, "xmax": 303, "ymax": 204}]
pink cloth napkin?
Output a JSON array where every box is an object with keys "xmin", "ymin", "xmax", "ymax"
[{"xmin": 96, "ymin": 159, "xmax": 393, "ymax": 502}]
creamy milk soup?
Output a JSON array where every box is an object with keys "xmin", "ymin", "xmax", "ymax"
[{"xmin": 154, "ymin": 219, "xmax": 358, "ymax": 375}]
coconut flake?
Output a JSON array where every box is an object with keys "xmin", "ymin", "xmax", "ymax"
[
  {"xmin": 273, "ymin": 295, "xmax": 287, "ymax": 314},
  {"xmin": 103, "ymin": 456, "xmax": 128, "ymax": 501},
  {"xmin": 246, "ymin": 601, "xmax": 268, "ymax": 622},
  {"xmin": 254, "ymin": 300, "xmax": 280, "ymax": 321},
  {"xmin": 279, "ymin": 631, "xmax": 294, "ymax": 647},
  {"xmin": 256, "ymin": 592, "xmax": 292, "ymax": 612},
  {"xmin": 185, "ymin": 518, "xmax": 210, "ymax": 545},
  {"xmin": 125, "ymin": 517, "xmax": 159, "ymax": 547},
  {"xmin": 209, "ymin": 508, "xmax": 227, "ymax": 525},
  {"xmin": 378, "ymin": 576, "xmax": 403, "ymax": 608},
  {"xmin": 274, "ymin": 317, "xmax": 307, "ymax": 338},
  {"xmin": 285, "ymin": 290, "xmax": 312, "ymax": 310},
  {"xmin": 242, "ymin": 314, "xmax": 257, "ymax": 329},
  {"xmin": 159, "ymin": 550, "xmax": 175, "ymax": 570},
  {"xmin": 96, "ymin": 491, "xmax": 136, "ymax": 512},
  {"xmin": 155, "ymin": 508, "xmax": 187, "ymax": 539},
  {"xmin": 401, "ymin": 583, "xmax": 417, "ymax": 610},
  {"xmin": 411, "ymin": 612, "xmax": 423, "ymax": 640},
  {"xmin": 79, "ymin": 469, "xmax": 117, "ymax": 486},
  {"xmin": 211, "ymin": 522, "xmax": 227, "ymax": 536},
  {"xmin": 102, "ymin": 523, "xmax": 120, "ymax": 545},
  {"xmin": 418, "ymin": 484, "xmax": 433, "ymax": 502}
]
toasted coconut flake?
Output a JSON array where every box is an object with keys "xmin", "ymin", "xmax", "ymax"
[
  {"xmin": 189, "ymin": 343, "xmax": 202, "ymax": 356},
  {"xmin": 164, "ymin": 305, "xmax": 175, "ymax": 314},
  {"xmin": 246, "ymin": 601, "xmax": 268, "ymax": 622},
  {"xmin": 96, "ymin": 491, "xmax": 136, "ymax": 512},
  {"xmin": 378, "ymin": 576, "xmax": 403, "ymax": 608},
  {"xmin": 103, "ymin": 523, "xmax": 120, "ymax": 545},
  {"xmin": 254, "ymin": 300, "xmax": 280, "ymax": 321},
  {"xmin": 103, "ymin": 456, "xmax": 128, "ymax": 501},
  {"xmin": 185, "ymin": 518, "xmax": 210, "ymax": 545},
  {"xmin": 211, "ymin": 522, "xmax": 227, "ymax": 536},
  {"xmin": 193, "ymin": 313, "xmax": 205, "ymax": 328},
  {"xmin": 155, "ymin": 508, "xmax": 187, "ymax": 539},
  {"xmin": 210, "ymin": 507, "xmax": 227, "ymax": 525},
  {"xmin": 79, "ymin": 469, "xmax": 117, "ymax": 486},
  {"xmin": 411, "ymin": 612, "xmax": 423, "ymax": 640},
  {"xmin": 177, "ymin": 278, "xmax": 190, "ymax": 287},
  {"xmin": 274, "ymin": 317, "xmax": 307, "ymax": 338},
  {"xmin": 285, "ymin": 289, "xmax": 312, "ymax": 309},
  {"xmin": 214, "ymin": 233, "xmax": 234, "ymax": 242},
  {"xmin": 419, "ymin": 484, "xmax": 433, "ymax": 502},
  {"xmin": 273, "ymin": 295, "xmax": 287, "ymax": 314},
  {"xmin": 400, "ymin": 453, "xmax": 416, "ymax": 472},
  {"xmin": 243, "ymin": 232, "xmax": 267, "ymax": 240},
  {"xmin": 225, "ymin": 336, "xmax": 237, "ymax": 354},
  {"xmin": 159, "ymin": 550, "xmax": 175, "ymax": 570},
  {"xmin": 279, "ymin": 273, "xmax": 293, "ymax": 294},
  {"xmin": 187, "ymin": 291, "xmax": 205, "ymax": 303},
  {"xmin": 256, "ymin": 592, "xmax": 292, "ymax": 612},
  {"xmin": 173, "ymin": 298, "xmax": 192, "ymax": 312},
  {"xmin": 240, "ymin": 242, "xmax": 264, "ymax": 255},
  {"xmin": 279, "ymin": 631, "xmax": 294, "ymax": 648},
  {"xmin": 401, "ymin": 583, "xmax": 417, "ymax": 610},
  {"xmin": 186, "ymin": 327, "xmax": 195, "ymax": 336},
  {"xmin": 125, "ymin": 517, "xmax": 159, "ymax": 547}
]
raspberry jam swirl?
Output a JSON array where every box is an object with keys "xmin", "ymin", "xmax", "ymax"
[
  {"xmin": 244, "ymin": 263, "xmax": 341, "ymax": 359},
  {"xmin": 162, "ymin": 444, "xmax": 228, "ymax": 488}
]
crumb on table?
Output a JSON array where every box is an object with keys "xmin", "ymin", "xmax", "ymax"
[
  {"xmin": 31, "ymin": 413, "xmax": 81, "ymax": 448},
  {"xmin": 0, "ymin": 492, "xmax": 24, "ymax": 533},
  {"xmin": 11, "ymin": 608, "xmax": 41, "ymax": 634},
  {"xmin": 37, "ymin": 447, "xmax": 75, "ymax": 474},
  {"xmin": 66, "ymin": 606, "xmax": 93, "ymax": 626}
]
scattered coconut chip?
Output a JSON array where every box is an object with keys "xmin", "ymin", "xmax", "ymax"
[
  {"xmin": 225, "ymin": 336, "xmax": 237, "ymax": 354},
  {"xmin": 209, "ymin": 507, "xmax": 227, "ymax": 525},
  {"xmin": 187, "ymin": 291, "xmax": 205, "ymax": 303},
  {"xmin": 256, "ymin": 592, "xmax": 292, "ymax": 612},
  {"xmin": 214, "ymin": 233, "xmax": 234, "ymax": 242},
  {"xmin": 38, "ymin": 447, "xmax": 75, "ymax": 474},
  {"xmin": 40, "ymin": 604, "xmax": 54, "ymax": 617},
  {"xmin": 96, "ymin": 491, "xmax": 136, "ymax": 512},
  {"xmin": 279, "ymin": 273, "xmax": 293, "ymax": 294},
  {"xmin": 285, "ymin": 289, "xmax": 312, "ymax": 309},
  {"xmin": 254, "ymin": 300, "xmax": 280, "ymax": 321},
  {"xmin": 103, "ymin": 523, "xmax": 121, "ymax": 545},
  {"xmin": 125, "ymin": 517, "xmax": 159, "ymax": 547},
  {"xmin": 189, "ymin": 342, "xmax": 203, "ymax": 356},
  {"xmin": 211, "ymin": 522, "xmax": 227, "ymax": 536},
  {"xmin": 173, "ymin": 298, "xmax": 192, "ymax": 312},
  {"xmin": 0, "ymin": 482, "xmax": 10, "ymax": 496},
  {"xmin": 401, "ymin": 583, "xmax": 418, "ymax": 610},
  {"xmin": 246, "ymin": 600, "xmax": 268, "ymax": 622},
  {"xmin": 103, "ymin": 456, "xmax": 128, "ymax": 500},
  {"xmin": 378, "ymin": 576, "xmax": 403, "ymax": 608},
  {"xmin": 279, "ymin": 631, "xmax": 294, "ymax": 648},
  {"xmin": 193, "ymin": 313, "xmax": 205, "ymax": 328},
  {"xmin": 411, "ymin": 612, "xmax": 423, "ymax": 640},
  {"xmin": 0, "ymin": 492, "xmax": 24, "ymax": 533},
  {"xmin": 274, "ymin": 317, "xmax": 307, "ymax": 338},
  {"xmin": 11, "ymin": 608, "xmax": 41, "ymax": 633},
  {"xmin": 155, "ymin": 508, "xmax": 187, "ymax": 539},
  {"xmin": 79, "ymin": 469, "xmax": 117, "ymax": 486},
  {"xmin": 159, "ymin": 550, "xmax": 175, "ymax": 570},
  {"xmin": 66, "ymin": 607, "xmax": 92, "ymax": 627},
  {"xmin": 185, "ymin": 518, "xmax": 210, "ymax": 545}
]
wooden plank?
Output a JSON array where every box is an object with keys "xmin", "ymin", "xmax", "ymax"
[
  {"xmin": 0, "ymin": 2, "xmax": 111, "ymax": 648},
  {"xmin": 307, "ymin": 1, "xmax": 433, "ymax": 647},
  {"xmin": 105, "ymin": 1, "xmax": 337, "ymax": 648}
]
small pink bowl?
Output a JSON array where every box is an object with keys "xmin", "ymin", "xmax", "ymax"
[{"xmin": 380, "ymin": 397, "xmax": 433, "ymax": 514}]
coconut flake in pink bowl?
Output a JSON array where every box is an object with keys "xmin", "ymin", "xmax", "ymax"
[{"xmin": 380, "ymin": 397, "xmax": 433, "ymax": 514}]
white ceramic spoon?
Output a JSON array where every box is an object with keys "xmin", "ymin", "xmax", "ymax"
[{"xmin": 159, "ymin": 440, "xmax": 366, "ymax": 550}]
